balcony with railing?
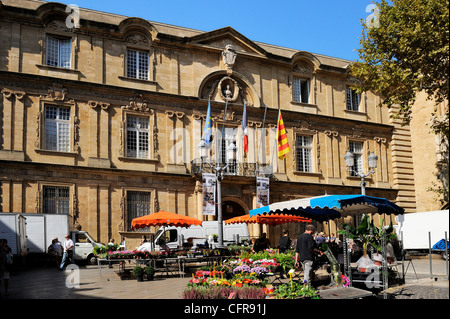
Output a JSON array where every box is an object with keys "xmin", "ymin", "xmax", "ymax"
[{"xmin": 190, "ymin": 159, "xmax": 273, "ymax": 178}]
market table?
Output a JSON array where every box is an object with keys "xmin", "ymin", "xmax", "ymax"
[
  {"xmin": 319, "ymin": 286, "xmax": 374, "ymax": 299},
  {"xmin": 97, "ymin": 258, "xmax": 186, "ymax": 278},
  {"xmin": 158, "ymin": 257, "xmax": 185, "ymax": 277}
]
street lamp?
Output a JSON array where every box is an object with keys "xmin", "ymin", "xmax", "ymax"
[
  {"xmin": 197, "ymin": 90, "xmax": 234, "ymax": 249},
  {"xmin": 345, "ymin": 150, "xmax": 378, "ymax": 195},
  {"xmin": 198, "ymin": 140, "xmax": 228, "ymax": 249}
]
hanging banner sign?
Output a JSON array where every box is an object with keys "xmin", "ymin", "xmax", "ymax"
[
  {"xmin": 202, "ymin": 173, "xmax": 216, "ymax": 215},
  {"xmin": 256, "ymin": 177, "xmax": 270, "ymax": 208}
]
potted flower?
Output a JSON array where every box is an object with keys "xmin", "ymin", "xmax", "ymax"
[
  {"xmin": 132, "ymin": 266, "xmax": 145, "ymax": 282},
  {"xmin": 144, "ymin": 265, "xmax": 155, "ymax": 281}
]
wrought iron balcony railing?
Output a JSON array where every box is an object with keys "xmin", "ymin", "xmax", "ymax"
[{"xmin": 190, "ymin": 159, "xmax": 273, "ymax": 178}]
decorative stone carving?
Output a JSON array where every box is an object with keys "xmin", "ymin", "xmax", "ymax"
[
  {"xmin": 293, "ymin": 66, "xmax": 312, "ymax": 75},
  {"xmin": 122, "ymin": 94, "xmax": 152, "ymax": 112},
  {"xmin": 1, "ymin": 89, "xmax": 26, "ymax": 100},
  {"xmin": 46, "ymin": 83, "xmax": 68, "ymax": 101},
  {"xmin": 126, "ymin": 33, "xmax": 150, "ymax": 47},
  {"xmin": 346, "ymin": 76, "xmax": 363, "ymax": 85},
  {"xmin": 374, "ymin": 136, "xmax": 387, "ymax": 144},
  {"xmin": 89, "ymin": 100, "xmax": 111, "ymax": 111},
  {"xmin": 222, "ymin": 44, "xmax": 237, "ymax": 74},
  {"xmin": 1, "ymin": 88, "xmax": 14, "ymax": 99},
  {"xmin": 324, "ymin": 130, "xmax": 339, "ymax": 137},
  {"xmin": 293, "ymin": 61, "xmax": 313, "ymax": 75},
  {"xmin": 44, "ymin": 20, "xmax": 70, "ymax": 32},
  {"xmin": 218, "ymin": 76, "xmax": 239, "ymax": 102}
]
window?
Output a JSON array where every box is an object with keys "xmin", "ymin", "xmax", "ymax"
[
  {"xmin": 43, "ymin": 186, "xmax": 70, "ymax": 214},
  {"xmin": 126, "ymin": 115, "xmax": 149, "ymax": 159},
  {"xmin": 126, "ymin": 49, "xmax": 149, "ymax": 80},
  {"xmin": 346, "ymin": 87, "xmax": 360, "ymax": 111},
  {"xmin": 220, "ymin": 127, "xmax": 237, "ymax": 174},
  {"xmin": 46, "ymin": 35, "xmax": 71, "ymax": 68},
  {"xmin": 349, "ymin": 141, "xmax": 363, "ymax": 176},
  {"xmin": 44, "ymin": 105, "xmax": 71, "ymax": 152},
  {"xmin": 296, "ymin": 135, "xmax": 313, "ymax": 172},
  {"xmin": 127, "ymin": 191, "xmax": 151, "ymax": 231},
  {"xmin": 293, "ymin": 78, "xmax": 309, "ymax": 103}
]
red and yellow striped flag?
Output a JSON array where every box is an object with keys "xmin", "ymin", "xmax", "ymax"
[{"xmin": 277, "ymin": 109, "xmax": 290, "ymax": 160}]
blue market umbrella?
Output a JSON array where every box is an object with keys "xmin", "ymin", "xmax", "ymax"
[{"xmin": 249, "ymin": 195, "xmax": 404, "ymax": 221}]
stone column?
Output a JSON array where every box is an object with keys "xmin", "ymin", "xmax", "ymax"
[
  {"xmin": 13, "ymin": 92, "xmax": 25, "ymax": 153},
  {"xmin": 99, "ymin": 104, "xmax": 110, "ymax": 161},
  {"xmin": 88, "ymin": 185, "xmax": 99, "ymax": 240},
  {"xmin": 99, "ymin": 184, "xmax": 110, "ymax": 243},
  {"xmin": 1, "ymin": 89, "xmax": 13, "ymax": 151},
  {"xmin": 1, "ymin": 181, "xmax": 12, "ymax": 212}
]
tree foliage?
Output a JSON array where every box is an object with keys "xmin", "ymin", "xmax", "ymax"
[
  {"xmin": 351, "ymin": 0, "xmax": 448, "ymax": 206},
  {"xmin": 351, "ymin": 0, "xmax": 448, "ymax": 122}
]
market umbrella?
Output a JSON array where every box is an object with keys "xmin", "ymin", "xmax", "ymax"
[
  {"xmin": 225, "ymin": 214, "xmax": 312, "ymax": 226},
  {"xmin": 249, "ymin": 195, "xmax": 404, "ymax": 221},
  {"xmin": 131, "ymin": 210, "xmax": 203, "ymax": 230}
]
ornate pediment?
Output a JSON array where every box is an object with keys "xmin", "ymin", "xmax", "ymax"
[{"xmin": 189, "ymin": 27, "xmax": 267, "ymax": 57}]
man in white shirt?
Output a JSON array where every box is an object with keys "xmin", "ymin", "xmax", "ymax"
[{"xmin": 59, "ymin": 234, "xmax": 74, "ymax": 270}]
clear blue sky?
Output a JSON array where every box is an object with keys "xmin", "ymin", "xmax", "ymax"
[{"xmin": 57, "ymin": 0, "xmax": 372, "ymax": 61}]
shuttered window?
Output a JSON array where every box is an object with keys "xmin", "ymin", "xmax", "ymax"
[
  {"xmin": 43, "ymin": 186, "xmax": 70, "ymax": 215},
  {"xmin": 127, "ymin": 191, "xmax": 151, "ymax": 231}
]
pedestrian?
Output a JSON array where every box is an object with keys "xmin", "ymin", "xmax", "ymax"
[
  {"xmin": 277, "ymin": 229, "xmax": 291, "ymax": 253},
  {"xmin": 59, "ymin": 234, "xmax": 74, "ymax": 270},
  {"xmin": 0, "ymin": 238, "xmax": 12, "ymax": 296},
  {"xmin": 329, "ymin": 233, "xmax": 336, "ymax": 243},
  {"xmin": 54, "ymin": 237, "xmax": 63, "ymax": 265},
  {"xmin": 315, "ymin": 232, "xmax": 326, "ymax": 245},
  {"xmin": 253, "ymin": 233, "xmax": 270, "ymax": 252},
  {"xmin": 47, "ymin": 238, "xmax": 59, "ymax": 267},
  {"xmin": 294, "ymin": 225, "xmax": 323, "ymax": 284},
  {"xmin": 108, "ymin": 238, "xmax": 115, "ymax": 268},
  {"xmin": 108, "ymin": 238, "xmax": 115, "ymax": 248},
  {"xmin": 140, "ymin": 235, "xmax": 148, "ymax": 245}
]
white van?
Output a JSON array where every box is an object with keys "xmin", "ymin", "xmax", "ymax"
[
  {"xmin": 138, "ymin": 221, "xmax": 249, "ymax": 251},
  {"xmin": 72, "ymin": 231, "xmax": 105, "ymax": 264}
]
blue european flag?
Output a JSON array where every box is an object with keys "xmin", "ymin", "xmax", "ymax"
[{"xmin": 203, "ymin": 100, "xmax": 212, "ymax": 144}]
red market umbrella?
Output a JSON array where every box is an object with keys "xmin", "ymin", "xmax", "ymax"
[
  {"xmin": 225, "ymin": 214, "xmax": 312, "ymax": 226},
  {"xmin": 131, "ymin": 210, "xmax": 203, "ymax": 230}
]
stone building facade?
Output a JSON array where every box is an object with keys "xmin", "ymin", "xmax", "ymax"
[{"xmin": 0, "ymin": 0, "xmax": 417, "ymax": 248}]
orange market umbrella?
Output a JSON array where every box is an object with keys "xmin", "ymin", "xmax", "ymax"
[
  {"xmin": 225, "ymin": 214, "xmax": 312, "ymax": 226},
  {"xmin": 131, "ymin": 210, "xmax": 203, "ymax": 230}
]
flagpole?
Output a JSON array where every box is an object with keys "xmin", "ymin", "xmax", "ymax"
[{"xmin": 255, "ymin": 103, "xmax": 268, "ymax": 178}]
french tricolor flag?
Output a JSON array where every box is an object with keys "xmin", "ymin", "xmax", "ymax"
[{"xmin": 242, "ymin": 101, "xmax": 248, "ymax": 153}]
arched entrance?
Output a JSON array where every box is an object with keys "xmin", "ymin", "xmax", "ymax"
[{"xmin": 222, "ymin": 200, "xmax": 246, "ymax": 221}]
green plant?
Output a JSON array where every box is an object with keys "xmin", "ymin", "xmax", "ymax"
[
  {"xmin": 274, "ymin": 281, "xmax": 319, "ymax": 299},
  {"xmin": 338, "ymin": 215, "xmax": 396, "ymax": 256},
  {"xmin": 132, "ymin": 266, "xmax": 144, "ymax": 277},
  {"xmin": 93, "ymin": 245, "xmax": 107, "ymax": 255},
  {"xmin": 275, "ymin": 253, "xmax": 295, "ymax": 273},
  {"xmin": 144, "ymin": 265, "xmax": 155, "ymax": 277}
]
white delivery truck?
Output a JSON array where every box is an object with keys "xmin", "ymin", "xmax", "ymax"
[
  {"xmin": 0, "ymin": 213, "xmax": 104, "ymax": 264},
  {"xmin": 137, "ymin": 221, "xmax": 250, "ymax": 251},
  {"xmin": 394, "ymin": 210, "xmax": 449, "ymax": 259},
  {"xmin": 0, "ymin": 213, "xmax": 27, "ymax": 256}
]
